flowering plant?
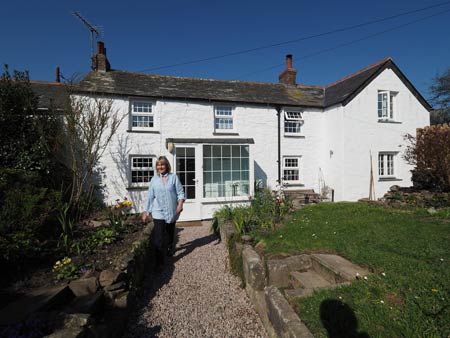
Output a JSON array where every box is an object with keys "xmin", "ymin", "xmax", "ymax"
[
  {"xmin": 53, "ymin": 257, "xmax": 79, "ymax": 280},
  {"xmin": 108, "ymin": 197, "xmax": 133, "ymax": 229}
]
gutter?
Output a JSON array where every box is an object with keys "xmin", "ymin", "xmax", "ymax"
[{"xmin": 276, "ymin": 106, "xmax": 282, "ymax": 184}]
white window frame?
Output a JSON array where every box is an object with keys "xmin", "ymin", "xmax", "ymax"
[
  {"xmin": 130, "ymin": 100, "xmax": 155, "ymax": 131},
  {"xmin": 377, "ymin": 91, "xmax": 398, "ymax": 121},
  {"xmin": 129, "ymin": 155, "xmax": 155, "ymax": 187},
  {"xmin": 284, "ymin": 110, "xmax": 304, "ymax": 135},
  {"xmin": 214, "ymin": 106, "xmax": 235, "ymax": 132},
  {"xmin": 378, "ymin": 152, "xmax": 396, "ymax": 179},
  {"xmin": 283, "ymin": 156, "xmax": 301, "ymax": 183}
]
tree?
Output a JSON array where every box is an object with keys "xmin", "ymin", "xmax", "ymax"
[
  {"xmin": 62, "ymin": 93, "xmax": 126, "ymax": 219},
  {"xmin": 0, "ymin": 65, "xmax": 60, "ymax": 176},
  {"xmin": 430, "ymin": 67, "xmax": 450, "ymax": 125}
]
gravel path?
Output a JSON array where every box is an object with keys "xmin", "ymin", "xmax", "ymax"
[{"xmin": 125, "ymin": 223, "xmax": 268, "ymax": 338}]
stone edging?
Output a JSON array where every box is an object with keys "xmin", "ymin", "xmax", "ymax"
[
  {"xmin": 44, "ymin": 223, "xmax": 156, "ymax": 338},
  {"xmin": 221, "ymin": 222, "xmax": 315, "ymax": 338}
]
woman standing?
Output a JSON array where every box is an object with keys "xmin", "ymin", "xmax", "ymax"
[{"xmin": 141, "ymin": 156, "xmax": 185, "ymax": 263}]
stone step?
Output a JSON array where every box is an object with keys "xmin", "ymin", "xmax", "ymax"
[
  {"xmin": 289, "ymin": 270, "xmax": 333, "ymax": 289},
  {"xmin": 311, "ymin": 254, "xmax": 370, "ymax": 283},
  {"xmin": 284, "ymin": 288, "xmax": 314, "ymax": 304},
  {"xmin": 0, "ymin": 285, "xmax": 75, "ymax": 327}
]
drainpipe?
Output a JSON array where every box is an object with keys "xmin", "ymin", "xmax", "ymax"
[{"xmin": 276, "ymin": 106, "xmax": 282, "ymax": 184}]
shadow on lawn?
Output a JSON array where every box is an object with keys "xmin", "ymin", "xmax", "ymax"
[{"xmin": 320, "ymin": 299, "xmax": 370, "ymax": 338}]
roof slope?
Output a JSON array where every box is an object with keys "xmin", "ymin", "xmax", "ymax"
[
  {"xmin": 324, "ymin": 58, "xmax": 432, "ymax": 111},
  {"xmin": 30, "ymin": 81, "xmax": 68, "ymax": 108},
  {"xmin": 77, "ymin": 70, "xmax": 324, "ymax": 107}
]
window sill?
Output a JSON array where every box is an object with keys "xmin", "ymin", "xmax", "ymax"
[
  {"xmin": 213, "ymin": 131, "xmax": 239, "ymax": 136},
  {"xmin": 377, "ymin": 119, "xmax": 402, "ymax": 124},
  {"xmin": 126, "ymin": 186, "xmax": 149, "ymax": 191},
  {"xmin": 284, "ymin": 134, "xmax": 305, "ymax": 138},
  {"xmin": 283, "ymin": 182, "xmax": 305, "ymax": 187},
  {"xmin": 127, "ymin": 129, "xmax": 160, "ymax": 134},
  {"xmin": 378, "ymin": 177, "xmax": 403, "ymax": 182},
  {"xmin": 202, "ymin": 196, "xmax": 250, "ymax": 204}
]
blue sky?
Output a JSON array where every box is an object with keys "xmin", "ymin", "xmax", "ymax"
[{"xmin": 1, "ymin": 0, "xmax": 449, "ymax": 101}]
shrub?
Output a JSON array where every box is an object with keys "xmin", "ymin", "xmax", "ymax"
[{"xmin": 404, "ymin": 125, "xmax": 450, "ymax": 192}]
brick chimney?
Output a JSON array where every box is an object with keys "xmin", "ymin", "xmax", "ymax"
[
  {"xmin": 91, "ymin": 41, "xmax": 111, "ymax": 72},
  {"xmin": 278, "ymin": 54, "xmax": 297, "ymax": 86},
  {"xmin": 55, "ymin": 66, "xmax": 61, "ymax": 83}
]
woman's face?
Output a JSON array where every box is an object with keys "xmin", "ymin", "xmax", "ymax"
[{"xmin": 156, "ymin": 161, "xmax": 167, "ymax": 175}]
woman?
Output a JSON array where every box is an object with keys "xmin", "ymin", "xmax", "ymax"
[{"xmin": 141, "ymin": 156, "xmax": 185, "ymax": 262}]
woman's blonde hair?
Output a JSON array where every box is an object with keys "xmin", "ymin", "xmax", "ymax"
[{"xmin": 156, "ymin": 156, "xmax": 171, "ymax": 175}]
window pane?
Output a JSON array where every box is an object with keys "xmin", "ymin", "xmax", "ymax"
[
  {"xmin": 241, "ymin": 158, "xmax": 249, "ymax": 170},
  {"xmin": 222, "ymin": 158, "xmax": 231, "ymax": 171},
  {"xmin": 232, "ymin": 158, "xmax": 240, "ymax": 170},
  {"xmin": 232, "ymin": 146, "xmax": 240, "ymax": 157},
  {"xmin": 204, "ymin": 158, "xmax": 212, "ymax": 171},
  {"xmin": 204, "ymin": 171, "xmax": 212, "ymax": 184},
  {"xmin": 186, "ymin": 147, "xmax": 195, "ymax": 157},
  {"xmin": 186, "ymin": 158, "xmax": 195, "ymax": 171},
  {"xmin": 213, "ymin": 158, "xmax": 222, "ymax": 171},
  {"xmin": 212, "ymin": 171, "xmax": 221, "ymax": 184},
  {"xmin": 186, "ymin": 186, "xmax": 195, "ymax": 199},
  {"xmin": 175, "ymin": 147, "xmax": 185, "ymax": 156},
  {"xmin": 215, "ymin": 106, "xmax": 232, "ymax": 116},
  {"xmin": 232, "ymin": 171, "xmax": 240, "ymax": 180},
  {"xmin": 241, "ymin": 146, "xmax": 249, "ymax": 158},
  {"xmin": 132, "ymin": 115, "xmax": 153, "ymax": 128},
  {"xmin": 213, "ymin": 145, "xmax": 221, "ymax": 157},
  {"xmin": 222, "ymin": 145, "xmax": 231, "ymax": 157},
  {"xmin": 204, "ymin": 145, "xmax": 212, "ymax": 157}
]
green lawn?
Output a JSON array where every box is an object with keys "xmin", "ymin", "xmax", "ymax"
[{"xmin": 256, "ymin": 203, "xmax": 450, "ymax": 338}]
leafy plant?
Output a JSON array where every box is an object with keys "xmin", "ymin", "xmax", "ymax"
[
  {"xmin": 81, "ymin": 227, "xmax": 119, "ymax": 252},
  {"xmin": 52, "ymin": 257, "xmax": 79, "ymax": 280},
  {"xmin": 57, "ymin": 203, "xmax": 74, "ymax": 254},
  {"xmin": 108, "ymin": 197, "xmax": 133, "ymax": 230}
]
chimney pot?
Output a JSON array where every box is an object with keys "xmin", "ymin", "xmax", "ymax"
[
  {"xmin": 278, "ymin": 54, "xmax": 297, "ymax": 86},
  {"xmin": 97, "ymin": 41, "xmax": 105, "ymax": 55},
  {"xmin": 286, "ymin": 54, "xmax": 293, "ymax": 69},
  {"xmin": 55, "ymin": 66, "xmax": 60, "ymax": 83}
]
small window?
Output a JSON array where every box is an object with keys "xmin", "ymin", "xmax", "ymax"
[
  {"xmin": 214, "ymin": 106, "xmax": 234, "ymax": 131},
  {"xmin": 131, "ymin": 100, "xmax": 154, "ymax": 129},
  {"xmin": 378, "ymin": 91, "xmax": 397, "ymax": 121},
  {"xmin": 283, "ymin": 157, "xmax": 301, "ymax": 182},
  {"xmin": 284, "ymin": 111, "xmax": 303, "ymax": 135},
  {"xmin": 378, "ymin": 153, "xmax": 396, "ymax": 178},
  {"xmin": 130, "ymin": 156, "xmax": 154, "ymax": 186}
]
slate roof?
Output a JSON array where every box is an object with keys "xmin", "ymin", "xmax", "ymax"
[
  {"xmin": 30, "ymin": 81, "xmax": 68, "ymax": 109},
  {"xmin": 30, "ymin": 58, "xmax": 432, "ymax": 111},
  {"xmin": 77, "ymin": 70, "xmax": 324, "ymax": 107}
]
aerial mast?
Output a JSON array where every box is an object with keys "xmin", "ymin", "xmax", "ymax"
[{"xmin": 73, "ymin": 12, "xmax": 102, "ymax": 62}]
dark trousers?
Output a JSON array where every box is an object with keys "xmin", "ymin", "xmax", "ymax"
[{"xmin": 152, "ymin": 218, "xmax": 176, "ymax": 254}]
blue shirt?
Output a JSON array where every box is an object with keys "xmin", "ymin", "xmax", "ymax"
[{"xmin": 145, "ymin": 173, "xmax": 185, "ymax": 223}]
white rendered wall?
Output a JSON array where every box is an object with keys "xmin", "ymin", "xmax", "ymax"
[{"xmin": 335, "ymin": 68, "xmax": 429, "ymax": 201}]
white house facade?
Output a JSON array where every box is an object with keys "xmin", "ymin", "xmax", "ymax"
[{"xmin": 33, "ymin": 42, "xmax": 431, "ymax": 221}]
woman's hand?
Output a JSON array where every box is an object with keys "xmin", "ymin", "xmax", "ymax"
[
  {"xmin": 141, "ymin": 212, "xmax": 148, "ymax": 223},
  {"xmin": 176, "ymin": 201, "xmax": 184, "ymax": 214}
]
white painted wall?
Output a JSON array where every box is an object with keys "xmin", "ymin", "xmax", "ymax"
[
  {"xmin": 329, "ymin": 68, "xmax": 430, "ymax": 201},
  {"xmin": 79, "ymin": 67, "xmax": 429, "ymax": 219}
]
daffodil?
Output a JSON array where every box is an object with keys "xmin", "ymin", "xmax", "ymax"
[{"xmin": 431, "ymin": 288, "xmax": 438, "ymax": 293}]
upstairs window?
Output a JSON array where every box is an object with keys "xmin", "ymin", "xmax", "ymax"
[
  {"xmin": 214, "ymin": 106, "xmax": 234, "ymax": 131},
  {"xmin": 284, "ymin": 111, "xmax": 303, "ymax": 135},
  {"xmin": 130, "ymin": 156, "xmax": 154, "ymax": 186},
  {"xmin": 283, "ymin": 157, "xmax": 301, "ymax": 182},
  {"xmin": 131, "ymin": 100, "xmax": 153, "ymax": 129},
  {"xmin": 378, "ymin": 152, "xmax": 395, "ymax": 178},
  {"xmin": 378, "ymin": 91, "xmax": 397, "ymax": 121}
]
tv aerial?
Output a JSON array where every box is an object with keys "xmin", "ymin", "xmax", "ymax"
[{"xmin": 73, "ymin": 11, "xmax": 104, "ymax": 59}]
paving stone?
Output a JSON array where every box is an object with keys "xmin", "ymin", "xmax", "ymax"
[
  {"xmin": 311, "ymin": 254, "xmax": 370, "ymax": 282},
  {"xmin": 289, "ymin": 270, "xmax": 332, "ymax": 289}
]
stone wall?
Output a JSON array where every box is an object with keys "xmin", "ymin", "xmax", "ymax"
[
  {"xmin": 221, "ymin": 223, "xmax": 314, "ymax": 338},
  {"xmin": 0, "ymin": 224, "xmax": 159, "ymax": 338}
]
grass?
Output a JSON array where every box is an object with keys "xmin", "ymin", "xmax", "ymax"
[{"xmin": 255, "ymin": 202, "xmax": 450, "ymax": 338}]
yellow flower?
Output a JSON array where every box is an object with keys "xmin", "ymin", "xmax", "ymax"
[
  {"xmin": 432, "ymin": 288, "xmax": 438, "ymax": 293},
  {"xmin": 127, "ymin": 201, "xmax": 133, "ymax": 206},
  {"xmin": 115, "ymin": 204, "xmax": 121, "ymax": 209}
]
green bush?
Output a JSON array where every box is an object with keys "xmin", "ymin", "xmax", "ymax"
[{"xmin": 0, "ymin": 169, "xmax": 62, "ymax": 235}]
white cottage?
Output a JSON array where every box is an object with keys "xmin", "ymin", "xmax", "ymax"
[{"xmin": 33, "ymin": 42, "xmax": 431, "ymax": 221}]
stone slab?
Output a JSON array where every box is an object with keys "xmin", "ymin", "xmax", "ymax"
[
  {"xmin": 289, "ymin": 270, "xmax": 332, "ymax": 289},
  {"xmin": 69, "ymin": 277, "xmax": 99, "ymax": 297},
  {"xmin": 284, "ymin": 288, "xmax": 314, "ymax": 304},
  {"xmin": 242, "ymin": 245, "xmax": 266, "ymax": 290},
  {"xmin": 0, "ymin": 285, "xmax": 75, "ymax": 326},
  {"xmin": 311, "ymin": 254, "xmax": 370, "ymax": 282},
  {"xmin": 265, "ymin": 286, "xmax": 315, "ymax": 338},
  {"xmin": 267, "ymin": 255, "xmax": 312, "ymax": 288},
  {"xmin": 66, "ymin": 291, "xmax": 105, "ymax": 315}
]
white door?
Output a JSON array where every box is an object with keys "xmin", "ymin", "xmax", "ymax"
[{"xmin": 175, "ymin": 145, "xmax": 201, "ymax": 221}]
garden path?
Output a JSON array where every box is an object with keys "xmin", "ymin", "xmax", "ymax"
[{"xmin": 124, "ymin": 222, "xmax": 268, "ymax": 338}]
